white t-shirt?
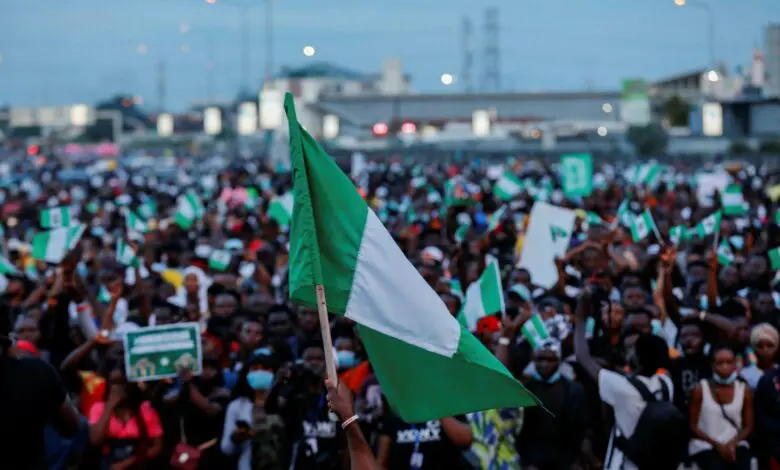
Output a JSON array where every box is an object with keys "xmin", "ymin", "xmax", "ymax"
[{"xmin": 598, "ymin": 369, "xmax": 674, "ymax": 470}]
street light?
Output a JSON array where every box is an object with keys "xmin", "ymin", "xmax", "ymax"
[
  {"xmin": 441, "ymin": 73, "xmax": 454, "ymax": 86},
  {"xmin": 303, "ymin": 45, "xmax": 316, "ymax": 57},
  {"xmin": 673, "ymin": 0, "xmax": 715, "ymax": 69}
]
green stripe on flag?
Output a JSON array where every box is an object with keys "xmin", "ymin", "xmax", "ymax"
[{"xmin": 521, "ymin": 314, "xmax": 550, "ymax": 349}]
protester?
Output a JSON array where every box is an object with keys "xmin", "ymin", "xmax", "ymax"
[
  {"xmin": 688, "ymin": 344, "xmax": 754, "ymax": 470},
  {"xmin": 3, "ymin": 147, "xmax": 780, "ymax": 470}
]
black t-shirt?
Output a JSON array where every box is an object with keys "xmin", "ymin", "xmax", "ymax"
[
  {"xmin": 378, "ymin": 414, "xmax": 471, "ymax": 470},
  {"xmin": 291, "ymin": 393, "xmax": 343, "ymax": 470},
  {"xmin": 0, "ymin": 355, "xmax": 67, "ymax": 470},
  {"xmin": 670, "ymin": 354, "xmax": 712, "ymax": 414},
  {"xmin": 519, "ymin": 379, "xmax": 588, "ymax": 468}
]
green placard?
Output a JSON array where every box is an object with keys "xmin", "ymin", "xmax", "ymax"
[
  {"xmin": 561, "ymin": 153, "xmax": 594, "ymax": 198},
  {"xmin": 123, "ymin": 323, "xmax": 202, "ymax": 382}
]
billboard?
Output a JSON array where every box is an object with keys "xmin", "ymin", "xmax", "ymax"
[{"xmin": 620, "ymin": 79, "xmax": 651, "ymax": 126}]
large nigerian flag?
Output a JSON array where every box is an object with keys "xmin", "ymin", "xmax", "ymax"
[{"xmin": 284, "ymin": 93, "xmax": 537, "ymax": 423}]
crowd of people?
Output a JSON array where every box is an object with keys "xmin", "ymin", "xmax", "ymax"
[{"xmin": 1, "ymin": 153, "xmax": 780, "ymax": 470}]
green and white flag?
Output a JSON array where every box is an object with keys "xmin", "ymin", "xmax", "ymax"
[
  {"xmin": 493, "ymin": 172, "xmax": 524, "ymax": 201},
  {"xmin": 283, "ymin": 93, "xmax": 536, "ymax": 422},
  {"xmin": 40, "ymin": 206, "xmax": 76, "ymax": 229},
  {"xmin": 458, "ymin": 256, "xmax": 505, "ymax": 331},
  {"xmin": 174, "ymin": 191, "xmax": 205, "ymax": 229},
  {"xmin": 267, "ymin": 192, "xmax": 294, "ymax": 227},
  {"xmin": 696, "ymin": 211, "xmax": 722, "ymax": 238},
  {"xmin": 0, "ymin": 256, "xmax": 17, "ymax": 275},
  {"xmin": 454, "ymin": 224, "xmax": 470, "ymax": 244},
  {"xmin": 615, "ymin": 200, "xmax": 635, "ymax": 227},
  {"xmin": 521, "ymin": 314, "xmax": 550, "ymax": 349},
  {"xmin": 208, "ymin": 249, "xmax": 232, "ymax": 271},
  {"xmin": 124, "ymin": 209, "xmax": 148, "ymax": 233},
  {"xmin": 717, "ymin": 240, "xmax": 734, "ymax": 266},
  {"xmin": 669, "ymin": 225, "xmax": 688, "ymax": 245},
  {"xmin": 628, "ymin": 163, "xmax": 663, "ymax": 189},
  {"xmin": 32, "ymin": 224, "xmax": 86, "ymax": 264},
  {"xmin": 486, "ymin": 205, "xmax": 507, "ymax": 233},
  {"xmin": 722, "ymin": 184, "xmax": 748, "ymax": 216},
  {"xmin": 98, "ymin": 285, "xmax": 111, "ymax": 303},
  {"xmin": 584, "ymin": 212, "xmax": 604, "ymax": 230},
  {"xmin": 560, "ymin": 153, "xmax": 593, "ymax": 198},
  {"xmin": 116, "ymin": 240, "xmax": 139, "ymax": 267},
  {"xmin": 630, "ymin": 209, "xmax": 655, "ymax": 242},
  {"xmin": 138, "ymin": 198, "xmax": 157, "ymax": 219},
  {"xmin": 770, "ymin": 247, "xmax": 780, "ymax": 271}
]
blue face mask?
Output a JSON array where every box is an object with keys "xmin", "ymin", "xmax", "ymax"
[
  {"xmin": 712, "ymin": 371, "xmax": 738, "ymax": 385},
  {"xmin": 246, "ymin": 370, "xmax": 274, "ymax": 391},
  {"xmin": 337, "ymin": 350, "xmax": 358, "ymax": 369},
  {"xmin": 699, "ymin": 295, "xmax": 709, "ymax": 311},
  {"xmin": 532, "ymin": 370, "xmax": 561, "ymax": 384},
  {"xmin": 729, "ymin": 235, "xmax": 745, "ymax": 250}
]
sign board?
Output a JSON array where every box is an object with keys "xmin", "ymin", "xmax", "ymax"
[
  {"xmin": 702, "ymin": 103, "xmax": 723, "ymax": 137},
  {"xmin": 518, "ymin": 202, "xmax": 576, "ymax": 288},
  {"xmin": 259, "ymin": 88, "xmax": 284, "ymax": 130},
  {"xmin": 237, "ymin": 102, "xmax": 258, "ymax": 136},
  {"xmin": 123, "ymin": 323, "xmax": 202, "ymax": 382},
  {"xmin": 560, "ymin": 153, "xmax": 593, "ymax": 197},
  {"xmin": 204, "ymin": 107, "xmax": 222, "ymax": 136},
  {"xmin": 620, "ymin": 79, "xmax": 650, "ymax": 126},
  {"xmin": 157, "ymin": 113, "xmax": 174, "ymax": 137},
  {"xmin": 472, "ymin": 110, "xmax": 491, "ymax": 137},
  {"xmin": 10, "ymin": 105, "xmax": 94, "ymax": 127}
]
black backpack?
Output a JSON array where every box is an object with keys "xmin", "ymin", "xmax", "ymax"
[{"xmin": 615, "ymin": 376, "xmax": 687, "ymax": 470}]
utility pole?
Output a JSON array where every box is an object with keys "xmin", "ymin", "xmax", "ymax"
[
  {"xmin": 156, "ymin": 60, "xmax": 166, "ymax": 112},
  {"xmin": 482, "ymin": 7, "xmax": 501, "ymax": 92},
  {"xmin": 240, "ymin": 3, "xmax": 250, "ymax": 92},
  {"xmin": 206, "ymin": 33, "xmax": 215, "ymax": 102},
  {"xmin": 461, "ymin": 16, "xmax": 474, "ymax": 92},
  {"xmin": 265, "ymin": 0, "xmax": 274, "ymax": 82}
]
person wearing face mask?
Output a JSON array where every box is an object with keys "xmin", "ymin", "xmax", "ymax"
[
  {"xmin": 334, "ymin": 337, "xmax": 360, "ymax": 372},
  {"xmin": 688, "ymin": 345, "xmax": 754, "ymax": 470},
  {"xmin": 221, "ymin": 350, "xmax": 286, "ymax": 470},
  {"xmin": 740, "ymin": 323, "xmax": 779, "ymax": 390},
  {"xmin": 518, "ymin": 338, "xmax": 589, "ymax": 470}
]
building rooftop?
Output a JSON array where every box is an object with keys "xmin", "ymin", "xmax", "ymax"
[{"xmin": 276, "ymin": 62, "xmax": 369, "ymax": 81}]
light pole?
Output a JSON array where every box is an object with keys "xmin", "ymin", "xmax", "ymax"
[{"xmin": 673, "ymin": 0, "xmax": 715, "ymax": 70}]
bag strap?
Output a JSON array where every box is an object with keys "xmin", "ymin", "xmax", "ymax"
[
  {"xmin": 708, "ymin": 380, "xmax": 741, "ymax": 432},
  {"xmin": 179, "ymin": 418, "xmax": 187, "ymax": 444},
  {"xmin": 627, "ymin": 376, "xmax": 658, "ymax": 403}
]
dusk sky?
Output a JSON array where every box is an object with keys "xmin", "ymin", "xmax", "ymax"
[{"xmin": 1, "ymin": 0, "xmax": 778, "ymax": 110}]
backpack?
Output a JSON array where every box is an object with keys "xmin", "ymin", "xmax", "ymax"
[{"xmin": 614, "ymin": 376, "xmax": 687, "ymax": 470}]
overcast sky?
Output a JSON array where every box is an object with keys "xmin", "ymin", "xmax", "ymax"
[{"xmin": 1, "ymin": 0, "xmax": 778, "ymax": 110}]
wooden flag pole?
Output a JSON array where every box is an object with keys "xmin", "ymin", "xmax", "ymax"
[{"xmin": 315, "ymin": 284, "xmax": 339, "ymax": 383}]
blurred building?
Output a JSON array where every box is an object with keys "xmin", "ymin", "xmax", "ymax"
[
  {"xmin": 765, "ymin": 24, "xmax": 780, "ymax": 97},
  {"xmin": 262, "ymin": 58, "xmax": 411, "ymax": 134}
]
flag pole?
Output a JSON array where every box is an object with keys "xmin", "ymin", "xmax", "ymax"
[{"xmin": 315, "ymin": 284, "xmax": 339, "ymax": 383}]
